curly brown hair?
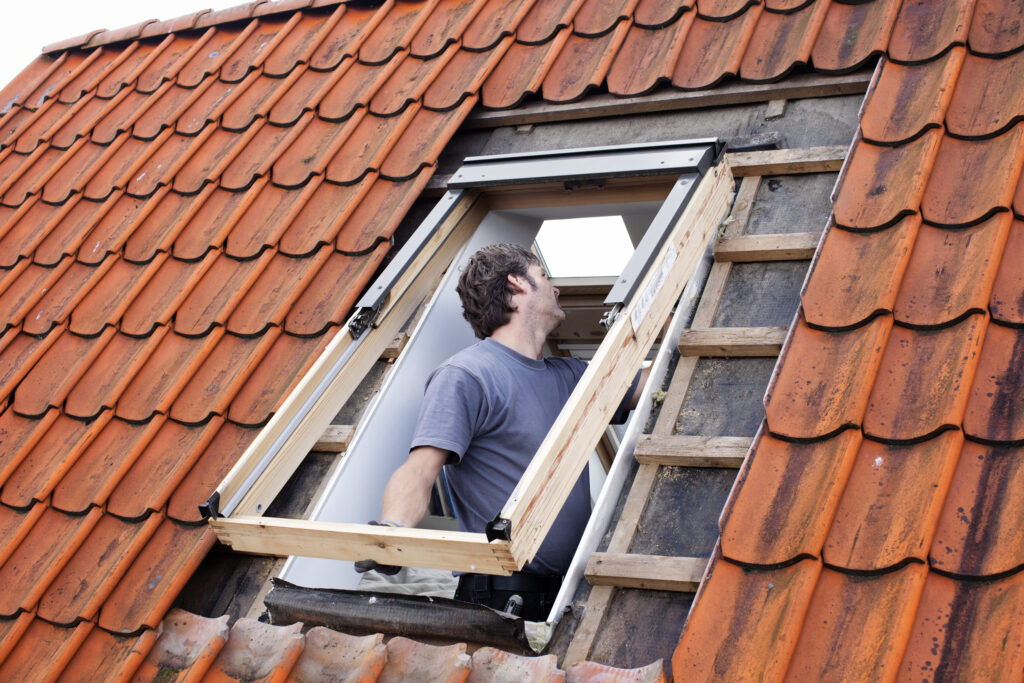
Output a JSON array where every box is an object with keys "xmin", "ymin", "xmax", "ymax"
[{"xmin": 456, "ymin": 243, "xmax": 539, "ymax": 339}]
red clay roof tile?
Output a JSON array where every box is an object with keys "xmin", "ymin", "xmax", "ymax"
[
  {"xmin": 89, "ymin": 89, "xmax": 154, "ymax": 145},
  {"xmin": 37, "ymin": 511, "xmax": 163, "ymax": 625},
  {"xmin": 968, "ymin": 0, "xmax": 1024, "ymax": 57},
  {"xmin": 172, "ymin": 186, "xmax": 261, "ymax": 261},
  {"xmin": 0, "ymin": 259, "xmax": 75, "ymax": 332},
  {"xmin": 0, "ymin": 409, "xmax": 60, "ymax": 492},
  {"xmin": 41, "ymin": 138, "xmax": 123, "ymax": 205},
  {"xmin": 785, "ymin": 564, "xmax": 928, "ymax": 681},
  {"xmin": 0, "ymin": 618, "xmax": 93, "ymax": 682},
  {"xmin": 140, "ymin": 10, "xmax": 210, "ymax": 37},
  {"xmin": 227, "ymin": 248, "xmax": 332, "ymax": 336},
  {"xmin": 314, "ymin": 59, "xmax": 392, "ymax": 122},
  {"xmin": 80, "ymin": 192, "xmax": 164, "ymax": 265},
  {"xmin": 566, "ymin": 661, "xmax": 663, "ymax": 682},
  {"xmin": 180, "ymin": 71, "xmax": 261, "ymax": 135},
  {"xmin": 930, "ymin": 441, "xmax": 1024, "ymax": 577},
  {"xmin": 58, "ymin": 48, "xmax": 125, "ymax": 104},
  {"xmin": 58, "ymin": 625, "xmax": 157, "ymax": 683},
  {"xmin": 278, "ymin": 175, "xmax": 375, "ymax": 256},
  {"xmin": 132, "ymin": 608, "xmax": 228, "ymax": 681},
  {"xmin": 134, "ymin": 84, "xmax": 201, "ymax": 141},
  {"xmin": 412, "ymin": 0, "xmax": 487, "ymax": 58},
  {"xmin": 824, "ymin": 431, "xmax": 962, "ymax": 571},
  {"xmin": 893, "ymin": 215, "xmax": 1012, "ymax": 326},
  {"xmin": 607, "ymin": 14, "xmax": 693, "ymax": 97},
  {"xmin": 518, "ymin": 0, "xmax": 585, "ymax": 45},
  {"xmin": 898, "ymin": 571, "xmax": 1024, "ymax": 679},
  {"xmin": 811, "ymin": 0, "xmax": 900, "ymax": 74},
  {"xmin": 418, "ymin": 46, "xmax": 510, "ymax": 114},
  {"xmin": 480, "ymin": 28, "xmax": 572, "ymax": 108},
  {"xmin": 0, "ymin": 411, "xmax": 110, "ymax": 509},
  {"xmin": 0, "ymin": 501, "xmax": 46, "ymax": 567},
  {"xmin": 124, "ymin": 129, "xmax": 210, "ymax": 199},
  {"xmin": 334, "ymin": 172, "xmax": 430, "ymax": 253},
  {"xmin": 765, "ymin": 314, "xmax": 892, "ymax": 439},
  {"xmin": 120, "ymin": 254, "xmax": 216, "ymax": 337},
  {"xmin": 864, "ymin": 314, "xmax": 987, "ymax": 442},
  {"xmin": 888, "ymin": 0, "xmax": 972, "ymax": 64},
  {"xmin": 95, "ymin": 38, "xmax": 169, "ymax": 98},
  {"xmin": 266, "ymin": 66, "xmax": 343, "ymax": 127},
  {"xmin": 107, "ymin": 418, "xmax": 223, "ymax": 519},
  {"xmin": 175, "ymin": 250, "xmax": 274, "ymax": 337},
  {"xmin": 123, "ymin": 187, "xmax": 213, "ymax": 263},
  {"xmin": 178, "ymin": 23, "xmax": 257, "ymax": 89},
  {"xmin": 964, "ymin": 322, "xmax": 1024, "ymax": 442},
  {"xmin": 920, "ymin": 127, "xmax": 1024, "ymax": 228},
  {"xmin": 0, "ymin": 329, "xmax": 64, "ymax": 404},
  {"xmin": 802, "ymin": 218, "xmax": 918, "ymax": 329},
  {"xmin": 98, "ymin": 519, "xmax": 215, "ymax": 634},
  {"xmin": 309, "ymin": 3, "xmax": 387, "ymax": 71},
  {"xmin": 462, "ymin": 0, "xmax": 536, "ymax": 50},
  {"xmin": 360, "ymin": 0, "xmax": 439, "ymax": 66},
  {"xmin": 739, "ymin": 0, "xmax": 831, "ymax": 82},
  {"xmin": 720, "ymin": 427, "xmax": 861, "ymax": 565},
  {"xmin": 22, "ymin": 51, "xmax": 95, "ymax": 110},
  {"xmin": 860, "ymin": 48, "xmax": 963, "ymax": 145},
  {"xmin": 206, "ymin": 618, "xmax": 305, "ymax": 681},
  {"xmin": 171, "ymin": 124, "xmax": 262, "ymax": 195},
  {"xmin": 13, "ymin": 327, "xmax": 116, "ymax": 418},
  {"xmin": 325, "ymin": 107, "xmax": 418, "ymax": 184},
  {"xmin": 9, "ymin": 99, "xmax": 73, "ymax": 154},
  {"xmin": 833, "ymin": 130, "xmax": 942, "ymax": 229},
  {"xmin": 51, "ymin": 416, "xmax": 164, "ymax": 514},
  {"xmin": 373, "ymin": 49, "xmax": 460, "ymax": 115},
  {"xmin": 469, "ymin": 647, "xmax": 563, "ymax": 682},
  {"xmin": 379, "ymin": 636, "xmax": 471, "ymax": 683},
  {"xmin": 290, "ymin": 628, "xmax": 386, "ymax": 682},
  {"xmin": 6, "ymin": 145, "xmax": 75, "ymax": 207},
  {"xmin": 273, "ymin": 112, "xmax": 365, "ymax": 187},
  {"xmin": 946, "ymin": 50, "xmax": 1024, "ymax": 140},
  {"xmin": 0, "ymin": 201, "xmax": 63, "ymax": 267},
  {"xmin": 990, "ymin": 219, "xmax": 1024, "ymax": 325},
  {"xmin": 221, "ymin": 115, "xmax": 311, "ymax": 192},
  {"xmin": 225, "ymin": 15, "xmax": 301, "ymax": 84},
  {"xmin": 671, "ymin": 8, "xmax": 762, "ymax": 90},
  {"xmin": 672, "ymin": 553, "xmax": 821, "ymax": 681},
  {"xmin": 0, "ymin": 611, "xmax": 33, "ymax": 666},
  {"xmin": 541, "ymin": 21, "xmax": 630, "ymax": 103},
  {"xmin": 574, "ymin": 0, "xmax": 640, "ymax": 38},
  {"xmin": 65, "ymin": 329, "xmax": 168, "ymax": 420},
  {"xmin": 194, "ymin": 3, "xmax": 262, "ymax": 29},
  {"xmin": 696, "ymin": 0, "xmax": 758, "ymax": 21},
  {"xmin": 225, "ymin": 182, "xmax": 320, "ymax": 259},
  {"xmin": 0, "ymin": 506, "xmax": 101, "ymax": 616},
  {"xmin": 115, "ymin": 330, "xmax": 224, "ymax": 422},
  {"xmin": 137, "ymin": 32, "xmax": 215, "ymax": 94},
  {"xmin": 286, "ymin": 246, "xmax": 389, "ymax": 336},
  {"xmin": 264, "ymin": 6, "xmax": 346, "ymax": 77},
  {"xmin": 0, "ymin": 54, "xmax": 63, "ymax": 113},
  {"xmin": 84, "ymin": 134, "xmax": 170, "ymax": 202},
  {"xmin": 381, "ymin": 99, "xmax": 475, "ymax": 179},
  {"xmin": 168, "ymin": 422, "xmax": 260, "ymax": 522},
  {"xmin": 35, "ymin": 196, "xmax": 120, "ymax": 267}
]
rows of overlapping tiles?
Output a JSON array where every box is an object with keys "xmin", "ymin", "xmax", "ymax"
[
  {"xmin": 0, "ymin": 0, "xmax": 965, "ymax": 677},
  {"xmin": 674, "ymin": 1, "xmax": 1024, "ymax": 679}
]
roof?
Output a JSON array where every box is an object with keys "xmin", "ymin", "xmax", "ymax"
[{"xmin": 0, "ymin": 0, "xmax": 1013, "ymax": 678}]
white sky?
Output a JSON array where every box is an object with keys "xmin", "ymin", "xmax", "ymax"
[{"xmin": 0, "ymin": 1, "xmax": 243, "ymax": 89}]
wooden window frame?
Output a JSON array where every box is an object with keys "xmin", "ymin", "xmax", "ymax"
[{"xmin": 204, "ymin": 140, "xmax": 734, "ymax": 575}]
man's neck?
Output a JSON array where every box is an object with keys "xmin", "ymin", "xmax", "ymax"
[{"xmin": 489, "ymin": 320, "xmax": 547, "ymax": 360}]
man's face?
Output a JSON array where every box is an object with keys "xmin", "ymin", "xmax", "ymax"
[{"xmin": 520, "ymin": 263, "xmax": 565, "ymax": 331}]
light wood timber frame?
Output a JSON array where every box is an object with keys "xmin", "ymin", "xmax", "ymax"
[
  {"xmin": 208, "ymin": 141, "xmax": 731, "ymax": 576},
  {"xmin": 585, "ymin": 552, "xmax": 707, "ymax": 592}
]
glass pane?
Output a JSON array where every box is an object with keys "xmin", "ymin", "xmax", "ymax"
[{"xmin": 534, "ymin": 215, "xmax": 634, "ymax": 278}]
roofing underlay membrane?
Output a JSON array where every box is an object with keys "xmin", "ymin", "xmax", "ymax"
[{"xmin": 0, "ymin": 0, "xmax": 1020, "ymax": 679}]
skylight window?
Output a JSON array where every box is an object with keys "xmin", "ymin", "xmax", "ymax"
[{"xmin": 534, "ymin": 216, "xmax": 634, "ymax": 278}]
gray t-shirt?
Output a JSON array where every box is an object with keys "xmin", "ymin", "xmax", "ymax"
[{"xmin": 410, "ymin": 338, "xmax": 590, "ymax": 575}]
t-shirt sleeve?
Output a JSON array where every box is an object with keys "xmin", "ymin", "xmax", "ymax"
[{"xmin": 409, "ymin": 365, "xmax": 486, "ymax": 463}]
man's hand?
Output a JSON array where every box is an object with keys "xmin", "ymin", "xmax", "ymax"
[{"xmin": 355, "ymin": 521, "xmax": 402, "ymax": 575}]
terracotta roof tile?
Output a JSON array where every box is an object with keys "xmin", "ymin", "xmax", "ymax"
[
  {"xmin": 324, "ymin": 107, "xmax": 418, "ymax": 184},
  {"xmin": 58, "ymin": 625, "xmax": 158, "ymax": 682},
  {"xmin": 946, "ymin": 50, "xmax": 1024, "ymax": 140},
  {"xmin": 177, "ymin": 23, "xmax": 256, "ymax": 89},
  {"xmin": 893, "ymin": 215, "xmax": 1012, "ymax": 326},
  {"xmin": 516, "ymin": 0, "xmax": 583, "ymax": 44},
  {"xmin": 171, "ymin": 125, "xmax": 262, "ymax": 195},
  {"xmin": 335, "ymin": 172, "xmax": 431, "ymax": 253},
  {"xmin": 786, "ymin": 564, "xmax": 928, "ymax": 681},
  {"xmin": 468, "ymin": 647, "xmax": 561, "ymax": 682},
  {"xmin": 480, "ymin": 29, "xmax": 572, "ymax": 109},
  {"xmin": 672, "ymin": 553, "xmax": 821, "ymax": 681},
  {"xmin": 224, "ymin": 119, "xmax": 312, "ymax": 194},
  {"xmin": 964, "ymin": 322, "xmax": 1024, "ymax": 443},
  {"xmin": 172, "ymin": 186, "xmax": 261, "ymax": 261},
  {"xmin": 0, "ymin": 258, "xmax": 75, "ymax": 332},
  {"xmin": 225, "ymin": 182, "xmax": 320, "ymax": 259},
  {"xmin": 990, "ymin": 219, "xmax": 1024, "ymax": 325},
  {"xmin": 739, "ymin": 0, "xmax": 831, "ymax": 83},
  {"xmin": 134, "ymin": 84, "xmax": 202, "ymax": 141},
  {"xmin": 574, "ymin": 0, "xmax": 640, "ymax": 38},
  {"xmin": 566, "ymin": 660, "xmax": 665, "ymax": 683},
  {"xmin": 279, "ymin": 174, "xmax": 375, "ymax": 256},
  {"xmin": 98, "ymin": 518, "xmax": 215, "ymax": 634},
  {"xmin": 860, "ymin": 48, "xmax": 963, "ymax": 145},
  {"xmin": 823, "ymin": 431, "xmax": 962, "ymax": 571},
  {"xmin": 227, "ymin": 248, "xmax": 332, "ymax": 336},
  {"xmin": 372, "ymin": 49, "xmax": 455, "ymax": 114},
  {"xmin": 94, "ymin": 38, "xmax": 168, "ymax": 98},
  {"xmin": 35, "ymin": 196, "xmax": 120, "ymax": 267},
  {"xmin": 462, "ymin": 0, "xmax": 536, "ymax": 51},
  {"xmin": 920, "ymin": 127, "xmax": 1024, "ymax": 228},
  {"xmin": 194, "ymin": 3, "xmax": 262, "ymax": 29},
  {"xmin": 65, "ymin": 330, "xmax": 167, "ymax": 420},
  {"xmin": 696, "ymin": 0, "xmax": 757, "ymax": 21},
  {"xmin": 266, "ymin": 66, "xmax": 344, "ymax": 127},
  {"xmin": 0, "ymin": 612, "xmax": 34, "ymax": 666},
  {"xmin": 888, "ymin": 0, "xmax": 972, "ymax": 64},
  {"xmin": 180, "ymin": 71, "xmax": 261, "ymax": 135},
  {"xmin": 127, "ymin": 131, "xmax": 212, "ymax": 198},
  {"xmin": 83, "ymin": 135, "xmax": 167, "ymax": 202},
  {"xmin": 137, "ymin": 33, "xmax": 214, "ymax": 94},
  {"xmin": 273, "ymin": 112, "xmax": 365, "ymax": 187},
  {"xmin": 930, "ymin": 441, "xmax": 1024, "ymax": 577},
  {"xmin": 123, "ymin": 187, "xmax": 213, "ymax": 263},
  {"xmin": 115, "ymin": 330, "xmax": 224, "ymax": 422},
  {"xmin": 898, "ymin": 571, "xmax": 1024, "ymax": 679},
  {"xmin": 37, "ymin": 511, "xmax": 163, "ymax": 625},
  {"xmin": 607, "ymin": 14, "xmax": 693, "ymax": 97},
  {"xmin": 205, "ymin": 618, "xmax": 305, "ymax": 681},
  {"xmin": 168, "ymin": 422, "xmax": 260, "ymax": 522},
  {"xmin": 308, "ymin": 3, "xmax": 385, "ymax": 71},
  {"xmin": 0, "ymin": 618, "xmax": 93, "ymax": 682},
  {"xmin": 0, "ymin": 411, "xmax": 111, "ymax": 509},
  {"xmin": 671, "ymin": 8, "xmax": 761, "ymax": 90},
  {"xmin": 0, "ymin": 502, "xmax": 46, "ymax": 566},
  {"xmin": 541, "ymin": 21, "xmax": 630, "ymax": 103},
  {"xmin": 22, "ymin": 257, "xmax": 114, "ymax": 336},
  {"xmin": 228, "ymin": 15, "xmax": 302, "ymax": 84},
  {"xmin": 286, "ymin": 246, "xmax": 389, "ymax": 337},
  {"xmin": 58, "ymin": 49, "xmax": 126, "ymax": 104},
  {"xmin": 381, "ymin": 99, "xmax": 475, "ymax": 179},
  {"xmin": 0, "ymin": 54, "xmax": 63, "ymax": 113},
  {"xmin": 21, "ymin": 51, "xmax": 96, "ymax": 110},
  {"xmin": 175, "ymin": 251, "xmax": 274, "ymax": 337},
  {"xmin": 0, "ymin": 329, "xmax": 64, "ymax": 404},
  {"xmin": 13, "ymin": 327, "xmax": 116, "ymax": 418},
  {"xmin": 70, "ymin": 254, "xmax": 167, "ymax": 336},
  {"xmin": 379, "ymin": 636, "xmax": 471, "ymax": 682},
  {"xmin": 0, "ymin": 506, "xmax": 101, "ymax": 616},
  {"xmin": 411, "ymin": 0, "xmax": 487, "ymax": 58},
  {"xmin": 264, "ymin": 6, "xmax": 346, "ymax": 77},
  {"xmin": 968, "ymin": 0, "xmax": 1024, "ymax": 57},
  {"xmin": 51, "ymin": 416, "xmax": 165, "ymax": 514},
  {"xmin": 720, "ymin": 427, "xmax": 861, "ymax": 565},
  {"xmin": 765, "ymin": 314, "xmax": 892, "ymax": 440},
  {"xmin": 9, "ymin": 99, "xmax": 73, "ymax": 154},
  {"xmin": 0, "ymin": 410, "xmax": 60, "ymax": 492},
  {"xmin": 811, "ymin": 0, "xmax": 900, "ymax": 74},
  {"xmin": 48, "ymin": 93, "xmax": 111, "ymax": 148},
  {"xmin": 425, "ymin": 42, "xmax": 513, "ymax": 111},
  {"xmin": 360, "ymin": 0, "xmax": 439, "ymax": 66},
  {"xmin": 120, "ymin": 252, "xmax": 216, "ymax": 337},
  {"xmin": 289, "ymin": 628, "xmax": 386, "ymax": 682},
  {"xmin": 132, "ymin": 608, "xmax": 228, "ymax": 681},
  {"xmin": 6, "ymin": 146, "xmax": 75, "ymax": 207},
  {"xmin": 314, "ymin": 59, "xmax": 393, "ymax": 122},
  {"xmin": 833, "ymin": 130, "xmax": 942, "ymax": 230}
]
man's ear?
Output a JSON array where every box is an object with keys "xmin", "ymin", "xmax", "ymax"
[{"xmin": 506, "ymin": 273, "xmax": 527, "ymax": 295}]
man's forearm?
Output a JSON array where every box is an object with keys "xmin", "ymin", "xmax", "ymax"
[{"xmin": 379, "ymin": 446, "xmax": 448, "ymax": 527}]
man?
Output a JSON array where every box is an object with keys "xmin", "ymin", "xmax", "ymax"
[{"xmin": 357, "ymin": 243, "xmax": 645, "ymax": 620}]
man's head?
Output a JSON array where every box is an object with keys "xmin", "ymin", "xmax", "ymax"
[{"xmin": 457, "ymin": 243, "xmax": 559, "ymax": 339}]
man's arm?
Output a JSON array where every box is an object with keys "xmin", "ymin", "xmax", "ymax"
[
  {"xmin": 379, "ymin": 446, "xmax": 449, "ymax": 527},
  {"xmin": 627, "ymin": 365, "xmax": 652, "ymax": 411}
]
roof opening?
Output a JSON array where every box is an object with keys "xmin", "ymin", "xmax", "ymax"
[{"xmin": 534, "ymin": 216, "xmax": 634, "ymax": 278}]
